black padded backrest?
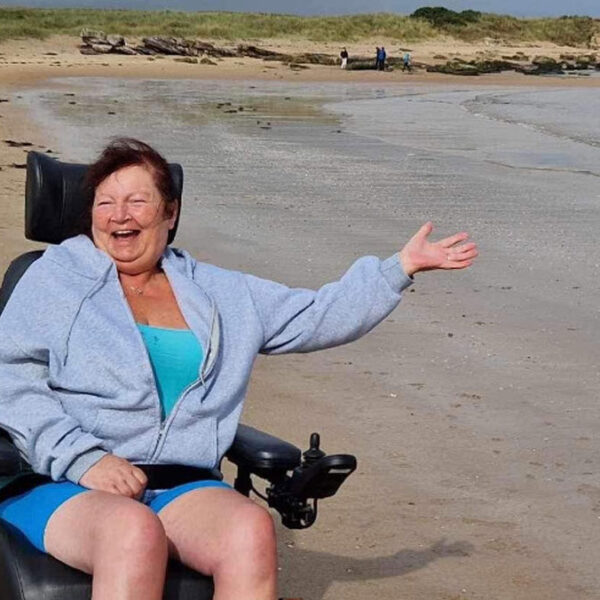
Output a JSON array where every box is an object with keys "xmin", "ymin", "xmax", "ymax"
[{"xmin": 25, "ymin": 151, "xmax": 184, "ymax": 245}]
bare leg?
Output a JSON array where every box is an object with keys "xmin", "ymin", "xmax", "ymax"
[
  {"xmin": 158, "ymin": 487, "xmax": 277, "ymax": 600},
  {"xmin": 44, "ymin": 490, "xmax": 168, "ymax": 600}
]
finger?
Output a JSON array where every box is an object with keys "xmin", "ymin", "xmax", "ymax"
[
  {"xmin": 112, "ymin": 475, "xmax": 138, "ymax": 498},
  {"xmin": 130, "ymin": 469, "xmax": 148, "ymax": 499},
  {"xmin": 450, "ymin": 242, "xmax": 477, "ymax": 255},
  {"xmin": 413, "ymin": 221, "xmax": 433, "ymax": 240},
  {"xmin": 447, "ymin": 248, "xmax": 478, "ymax": 262},
  {"xmin": 439, "ymin": 232, "xmax": 469, "ymax": 248},
  {"xmin": 445, "ymin": 259, "xmax": 474, "ymax": 270},
  {"xmin": 123, "ymin": 474, "xmax": 144, "ymax": 498},
  {"xmin": 132, "ymin": 467, "xmax": 148, "ymax": 488},
  {"xmin": 108, "ymin": 482, "xmax": 127, "ymax": 496}
]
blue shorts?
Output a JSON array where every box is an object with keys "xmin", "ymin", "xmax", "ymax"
[{"xmin": 0, "ymin": 479, "xmax": 231, "ymax": 553}]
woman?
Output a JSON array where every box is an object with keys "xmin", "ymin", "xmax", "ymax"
[{"xmin": 0, "ymin": 138, "xmax": 477, "ymax": 600}]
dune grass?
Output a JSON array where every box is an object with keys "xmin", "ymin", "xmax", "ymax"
[
  {"xmin": 0, "ymin": 7, "xmax": 598, "ymax": 47},
  {"xmin": 444, "ymin": 14, "xmax": 598, "ymax": 46},
  {"xmin": 0, "ymin": 9, "xmax": 436, "ymax": 43}
]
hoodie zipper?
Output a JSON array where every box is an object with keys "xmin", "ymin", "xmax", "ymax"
[{"xmin": 147, "ymin": 304, "xmax": 220, "ymax": 462}]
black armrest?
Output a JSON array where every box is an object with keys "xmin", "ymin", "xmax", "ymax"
[{"xmin": 226, "ymin": 425, "xmax": 301, "ymax": 472}]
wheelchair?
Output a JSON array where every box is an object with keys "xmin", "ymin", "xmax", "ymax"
[{"xmin": 0, "ymin": 151, "xmax": 357, "ymax": 600}]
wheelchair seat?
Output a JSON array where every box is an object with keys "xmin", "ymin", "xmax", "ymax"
[{"xmin": 0, "ymin": 151, "xmax": 356, "ymax": 600}]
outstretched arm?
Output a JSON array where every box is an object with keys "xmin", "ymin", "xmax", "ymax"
[{"xmin": 399, "ymin": 222, "xmax": 478, "ymax": 277}]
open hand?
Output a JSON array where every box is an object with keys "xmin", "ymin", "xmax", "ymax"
[
  {"xmin": 79, "ymin": 454, "xmax": 148, "ymax": 499},
  {"xmin": 398, "ymin": 222, "xmax": 478, "ymax": 277}
]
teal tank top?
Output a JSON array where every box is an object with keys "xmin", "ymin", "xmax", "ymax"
[{"xmin": 137, "ymin": 324, "xmax": 204, "ymax": 420}]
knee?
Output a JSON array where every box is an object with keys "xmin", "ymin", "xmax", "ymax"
[
  {"xmin": 99, "ymin": 503, "xmax": 168, "ymax": 559},
  {"xmin": 231, "ymin": 503, "xmax": 277, "ymax": 558}
]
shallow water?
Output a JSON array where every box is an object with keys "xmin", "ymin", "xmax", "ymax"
[{"xmin": 18, "ymin": 78, "xmax": 600, "ymax": 347}]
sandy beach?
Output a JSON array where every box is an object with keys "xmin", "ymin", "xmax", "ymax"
[{"xmin": 1, "ymin": 34, "xmax": 600, "ymax": 600}]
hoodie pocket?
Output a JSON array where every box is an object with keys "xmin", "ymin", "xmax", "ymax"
[
  {"xmin": 89, "ymin": 408, "xmax": 155, "ymax": 460},
  {"xmin": 154, "ymin": 415, "xmax": 218, "ymax": 469}
]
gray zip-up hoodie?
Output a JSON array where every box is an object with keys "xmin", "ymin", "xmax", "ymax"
[{"xmin": 0, "ymin": 235, "xmax": 412, "ymax": 484}]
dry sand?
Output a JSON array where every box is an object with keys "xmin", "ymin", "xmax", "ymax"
[{"xmin": 1, "ymin": 35, "xmax": 599, "ymax": 600}]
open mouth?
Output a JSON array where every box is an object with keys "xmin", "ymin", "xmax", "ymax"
[{"xmin": 111, "ymin": 230, "xmax": 140, "ymax": 240}]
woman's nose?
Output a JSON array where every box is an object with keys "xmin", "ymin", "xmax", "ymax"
[{"xmin": 110, "ymin": 201, "xmax": 131, "ymax": 222}]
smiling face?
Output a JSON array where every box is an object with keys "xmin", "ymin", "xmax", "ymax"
[{"xmin": 91, "ymin": 164, "xmax": 178, "ymax": 275}]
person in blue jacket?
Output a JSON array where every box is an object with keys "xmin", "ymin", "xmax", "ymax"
[
  {"xmin": 0, "ymin": 138, "xmax": 477, "ymax": 600},
  {"xmin": 379, "ymin": 46, "xmax": 387, "ymax": 71}
]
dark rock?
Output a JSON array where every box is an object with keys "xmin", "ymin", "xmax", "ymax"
[
  {"xmin": 502, "ymin": 54, "xmax": 528, "ymax": 61},
  {"xmin": 285, "ymin": 53, "xmax": 336, "ymax": 66},
  {"xmin": 174, "ymin": 57, "xmax": 198, "ymax": 64},
  {"xmin": 237, "ymin": 44, "xmax": 286, "ymax": 59},
  {"xmin": 200, "ymin": 57, "xmax": 217, "ymax": 65},
  {"xmin": 575, "ymin": 56, "xmax": 593, "ymax": 69},
  {"xmin": 79, "ymin": 46, "xmax": 99, "ymax": 55},
  {"xmin": 427, "ymin": 61, "xmax": 481, "ymax": 75},
  {"xmin": 346, "ymin": 59, "xmax": 377, "ymax": 71},
  {"xmin": 531, "ymin": 56, "xmax": 563, "ymax": 72},
  {"xmin": 11, "ymin": 163, "xmax": 27, "ymax": 169},
  {"xmin": 134, "ymin": 46, "xmax": 156, "ymax": 55},
  {"xmin": 113, "ymin": 45, "xmax": 137, "ymax": 56},
  {"xmin": 4, "ymin": 140, "xmax": 33, "ymax": 147},
  {"xmin": 90, "ymin": 44, "xmax": 113, "ymax": 54},
  {"xmin": 106, "ymin": 34, "xmax": 125, "ymax": 47},
  {"xmin": 143, "ymin": 37, "xmax": 197, "ymax": 56},
  {"xmin": 471, "ymin": 59, "xmax": 518, "ymax": 73},
  {"xmin": 81, "ymin": 29, "xmax": 109, "ymax": 46},
  {"xmin": 193, "ymin": 41, "xmax": 236, "ymax": 58}
]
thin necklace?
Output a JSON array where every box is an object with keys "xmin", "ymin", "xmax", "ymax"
[
  {"xmin": 124, "ymin": 271, "xmax": 160, "ymax": 296},
  {"xmin": 128, "ymin": 285, "xmax": 145, "ymax": 296},
  {"xmin": 126, "ymin": 277, "xmax": 152, "ymax": 296}
]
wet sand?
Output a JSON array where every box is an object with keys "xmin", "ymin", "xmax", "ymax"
[{"xmin": 1, "ymin": 36, "xmax": 600, "ymax": 600}]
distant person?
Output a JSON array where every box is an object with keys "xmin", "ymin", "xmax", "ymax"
[
  {"xmin": 379, "ymin": 46, "xmax": 387, "ymax": 71},
  {"xmin": 340, "ymin": 47, "xmax": 349, "ymax": 69},
  {"xmin": 403, "ymin": 51, "xmax": 412, "ymax": 72},
  {"xmin": 375, "ymin": 46, "xmax": 381, "ymax": 70}
]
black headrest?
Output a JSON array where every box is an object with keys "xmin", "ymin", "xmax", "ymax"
[{"xmin": 25, "ymin": 151, "xmax": 184, "ymax": 245}]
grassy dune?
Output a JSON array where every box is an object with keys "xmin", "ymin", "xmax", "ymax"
[{"xmin": 0, "ymin": 7, "xmax": 598, "ymax": 47}]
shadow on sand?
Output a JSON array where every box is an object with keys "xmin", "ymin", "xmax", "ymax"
[{"xmin": 278, "ymin": 537, "xmax": 474, "ymax": 599}]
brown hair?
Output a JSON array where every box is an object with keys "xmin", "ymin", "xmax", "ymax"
[{"xmin": 83, "ymin": 137, "xmax": 178, "ymax": 225}]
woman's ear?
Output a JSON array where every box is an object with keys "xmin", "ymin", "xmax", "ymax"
[{"xmin": 167, "ymin": 199, "xmax": 179, "ymax": 230}]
